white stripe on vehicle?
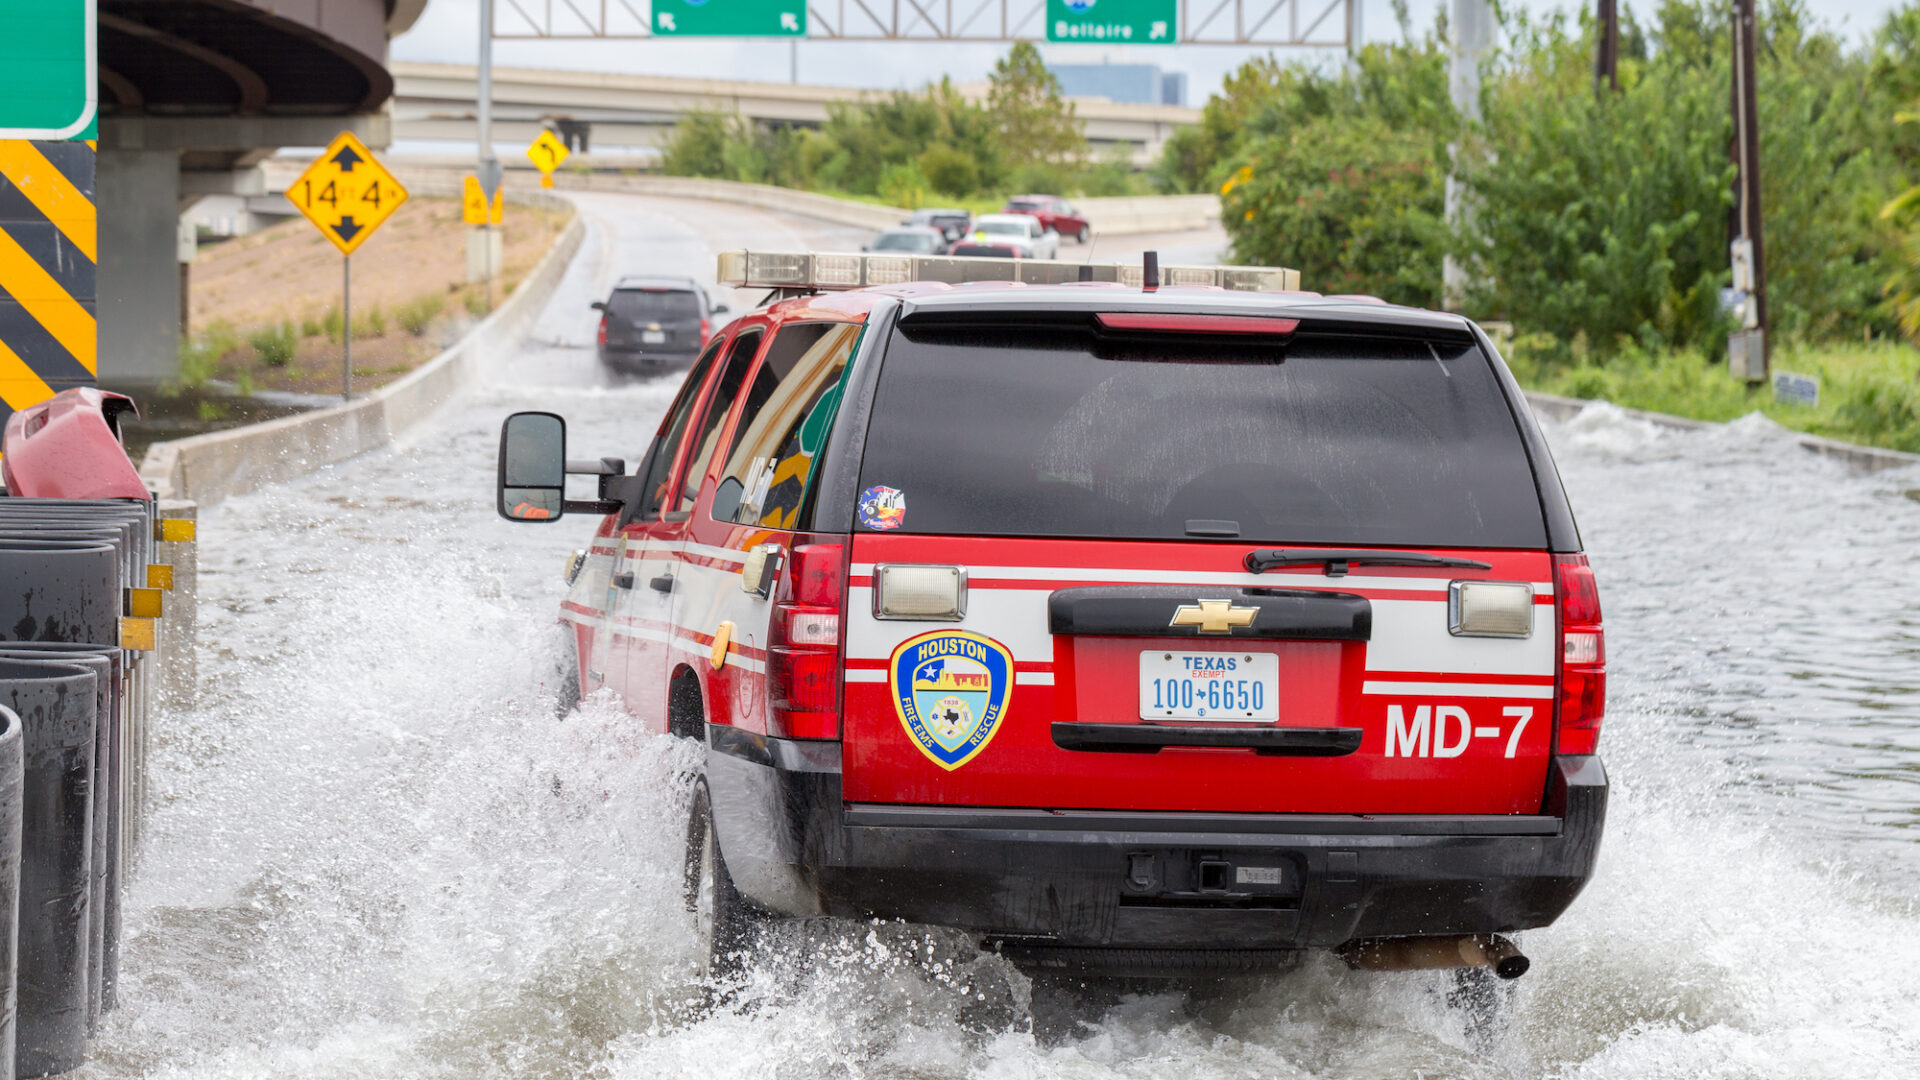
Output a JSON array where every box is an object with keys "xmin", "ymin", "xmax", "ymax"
[{"xmin": 1362, "ymin": 681, "xmax": 1555, "ymax": 699}]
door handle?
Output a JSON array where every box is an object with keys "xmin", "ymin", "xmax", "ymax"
[
  {"xmin": 612, "ymin": 572, "xmax": 635, "ymax": 590},
  {"xmin": 649, "ymin": 574, "xmax": 675, "ymax": 593}
]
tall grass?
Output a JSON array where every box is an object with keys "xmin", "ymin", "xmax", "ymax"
[{"xmin": 1510, "ymin": 339, "xmax": 1920, "ymax": 453}]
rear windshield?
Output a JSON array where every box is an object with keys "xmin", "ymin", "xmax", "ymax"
[
  {"xmin": 872, "ymin": 232, "xmax": 937, "ymax": 252},
  {"xmin": 609, "ymin": 289, "xmax": 700, "ymax": 322},
  {"xmin": 855, "ymin": 324, "xmax": 1546, "ymax": 548},
  {"xmin": 977, "ymin": 220, "xmax": 1026, "ymax": 236}
]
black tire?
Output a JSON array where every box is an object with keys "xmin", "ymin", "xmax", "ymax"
[
  {"xmin": 1077, "ymin": 225, "xmax": 1092, "ymax": 244},
  {"xmin": 684, "ymin": 779, "xmax": 758, "ymax": 981}
]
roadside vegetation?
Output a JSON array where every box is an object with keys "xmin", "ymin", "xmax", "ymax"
[
  {"xmin": 658, "ymin": 42, "xmax": 1152, "ymax": 202},
  {"xmin": 1164, "ymin": 0, "xmax": 1920, "ymax": 453},
  {"xmin": 174, "ymin": 198, "xmax": 568, "ymax": 397}
]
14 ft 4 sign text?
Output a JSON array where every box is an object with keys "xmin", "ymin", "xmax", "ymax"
[{"xmin": 285, "ymin": 132, "xmax": 409, "ymax": 256}]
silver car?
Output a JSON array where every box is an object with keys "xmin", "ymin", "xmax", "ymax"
[{"xmin": 967, "ymin": 213, "xmax": 1060, "ymax": 260}]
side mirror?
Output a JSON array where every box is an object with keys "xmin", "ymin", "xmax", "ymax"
[
  {"xmin": 711, "ymin": 302, "xmax": 729, "ymax": 314},
  {"xmin": 499, "ymin": 411, "xmax": 567, "ymax": 522},
  {"xmin": 590, "ymin": 300, "xmax": 606, "ymax": 312}
]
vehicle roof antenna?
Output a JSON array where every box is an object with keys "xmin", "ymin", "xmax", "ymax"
[{"xmin": 1142, "ymin": 250, "xmax": 1160, "ymax": 291}]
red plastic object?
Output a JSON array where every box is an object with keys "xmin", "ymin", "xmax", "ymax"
[
  {"xmin": 1096, "ymin": 312, "xmax": 1300, "ymax": 335},
  {"xmin": 2, "ymin": 387, "xmax": 149, "ymax": 500}
]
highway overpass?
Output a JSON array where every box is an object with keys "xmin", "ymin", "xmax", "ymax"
[
  {"xmin": 95, "ymin": 0, "xmax": 425, "ymax": 386},
  {"xmin": 389, "ymin": 61, "xmax": 1202, "ymax": 166}
]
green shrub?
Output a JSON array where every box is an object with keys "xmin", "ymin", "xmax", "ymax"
[
  {"xmin": 354, "ymin": 304, "xmax": 388, "ymax": 338},
  {"xmin": 396, "ymin": 294, "xmax": 445, "ymax": 337},
  {"xmin": 321, "ymin": 305, "xmax": 344, "ymax": 344},
  {"xmin": 248, "ymin": 321, "xmax": 297, "ymax": 367},
  {"xmin": 878, "ymin": 161, "xmax": 929, "ymax": 209},
  {"xmin": 918, "ymin": 144, "xmax": 979, "ymax": 197}
]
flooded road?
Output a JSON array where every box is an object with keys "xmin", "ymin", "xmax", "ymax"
[{"xmin": 79, "ymin": 194, "xmax": 1920, "ymax": 1078}]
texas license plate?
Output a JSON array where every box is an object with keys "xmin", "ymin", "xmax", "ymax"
[
  {"xmin": 1139, "ymin": 651, "xmax": 1279, "ymax": 722},
  {"xmin": 642, "ymin": 330, "xmax": 668, "ymax": 344}
]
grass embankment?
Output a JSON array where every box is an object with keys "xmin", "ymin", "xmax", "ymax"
[
  {"xmin": 180, "ymin": 197, "xmax": 569, "ymax": 398},
  {"xmin": 1507, "ymin": 339, "xmax": 1920, "ymax": 454}
]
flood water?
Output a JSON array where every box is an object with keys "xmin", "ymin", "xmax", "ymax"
[{"xmin": 76, "ymin": 194, "xmax": 1920, "ymax": 1078}]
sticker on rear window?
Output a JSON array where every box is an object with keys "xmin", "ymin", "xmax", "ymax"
[
  {"xmin": 858, "ymin": 485, "xmax": 906, "ymax": 531},
  {"xmin": 890, "ymin": 630, "xmax": 1014, "ymax": 771}
]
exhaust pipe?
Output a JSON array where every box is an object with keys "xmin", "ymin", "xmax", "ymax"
[{"xmin": 1336, "ymin": 935, "xmax": 1530, "ymax": 980}]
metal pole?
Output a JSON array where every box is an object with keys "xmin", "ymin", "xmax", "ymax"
[
  {"xmin": 1442, "ymin": 0, "xmax": 1493, "ymax": 311},
  {"xmin": 1732, "ymin": 0, "xmax": 1769, "ymax": 381},
  {"xmin": 790, "ymin": 39, "xmax": 798, "ymax": 83},
  {"xmin": 1594, "ymin": 0, "xmax": 1619, "ymax": 95},
  {"xmin": 342, "ymin": 256, "xmax": 352, "ymax": 400},
  {"xmin": 478, "ymin": 0, "xmax": 501, "ymax": 203}
]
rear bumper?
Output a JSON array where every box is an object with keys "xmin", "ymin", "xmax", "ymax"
[{"xmin": 705, "ymin": 734, "xmax": 1606, "ymax": 964}]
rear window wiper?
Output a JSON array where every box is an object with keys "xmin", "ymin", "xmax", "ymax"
[{"xmin": 1244, "ymin": 548, "xmax": 1492, "ymax": 577}]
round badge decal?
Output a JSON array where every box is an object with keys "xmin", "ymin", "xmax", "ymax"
[{"xmin": 889, "ymin": 630, "xmax": 1014, "ymax": 771}]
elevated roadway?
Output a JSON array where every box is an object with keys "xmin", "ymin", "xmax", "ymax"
[{"xmin": 390, "ymin": 61, "xmax": 1202, "ymax": 165}]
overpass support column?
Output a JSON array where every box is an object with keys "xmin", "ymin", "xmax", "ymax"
[{"xmin": 96, "ymin": 148, "xmax": 182, "ymax": 388}]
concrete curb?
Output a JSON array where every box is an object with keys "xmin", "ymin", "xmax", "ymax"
[
  {"xmin": 1523, "ymin": 390, "xmax": 1920, "ymax": 473},
  {"xmin": 395, "ymin": 166, "xmax": 1221, "ymax": 238},
  {"xmin": 140, "ymin": 202, "xmax": 585, "ymax": 505}
]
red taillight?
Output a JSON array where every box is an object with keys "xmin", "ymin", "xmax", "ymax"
[
  {"xmin": 1554, "ymin": 553, "xmax": 1606, "ymax": 755},
  {"xmin": 768, "ymin": 540, "xmax": 847, "ymax": 739},
  {"xmin": 700, "ymin": 318, "xmax": 712, "ymax": 346},
  {"xmin": 596, "ymin": 315, "xmax": 607, "ymax": 347}
]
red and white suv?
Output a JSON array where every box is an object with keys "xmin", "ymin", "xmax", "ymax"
[{"xmin": 497, "ymin": 250, "xmax": 1607, "ymax": 981}]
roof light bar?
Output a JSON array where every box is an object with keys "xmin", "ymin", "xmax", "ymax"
[{"xmin": 716, "ymin": 251, "xmax": 1300, "ymax": 294}]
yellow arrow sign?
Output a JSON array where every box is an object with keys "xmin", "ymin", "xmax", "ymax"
[
  {"xmin": 462, "ymin": 175, "xmax": 488, "ymax": 225},
  {"xmin": 285, "ymin": 132, "xmax": 410, "ymax": 256},
  {"xmin": 526, "ymin": 129, "xmax": 570, "ymax": 175}
]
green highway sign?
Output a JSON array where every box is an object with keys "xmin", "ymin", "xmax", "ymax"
[
  {"xmin": 0, "ymin": 0, "xmax": 96, "ymax": 140},
  {"xmin": 1046, "ymin": 0, "xmax": 1175, "ymax": 44},
  {"xmin": 653, "ymin": 0, "xmax": 806, "ymax": 36}
]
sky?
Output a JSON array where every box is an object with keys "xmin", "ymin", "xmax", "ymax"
[{"xmin": 392, "ymin": 0, "xmax": 1910, "ymax": 106}]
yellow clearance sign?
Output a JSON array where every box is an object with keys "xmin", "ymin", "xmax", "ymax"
[
  {"xmin": 285, "ymin": 132, "xmax": 408, "ymax": 256},
  {"xmin": 461, "ymin": 176, "xmax": 504, "ymax": 226}
]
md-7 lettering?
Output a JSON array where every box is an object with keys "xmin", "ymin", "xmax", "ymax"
[{"xmin": 1386, "ymin": 703, "xmax": 1535, "ymax": 759}]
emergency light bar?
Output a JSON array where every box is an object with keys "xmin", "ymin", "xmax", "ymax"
[{"xmin": 715, "ymin": 251, "xmax": 1301, "ymax": 293}]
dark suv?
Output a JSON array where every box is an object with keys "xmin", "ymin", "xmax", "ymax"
[
  {"xmin": 592, "ymin": 275, "xmax": 727, "ymax": 373},
  {"xmin": 501, "ymin": 250, "xmax": 1606, "ymax": 985}
]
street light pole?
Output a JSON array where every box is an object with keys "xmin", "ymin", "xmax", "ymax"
[
  {"xmin": 1729, "ymin": 0, "xmax": 1769, "ymax": 383},
  {"xmin": 477, "ymin": 0, "xmax": 500, "ymax": 311}
]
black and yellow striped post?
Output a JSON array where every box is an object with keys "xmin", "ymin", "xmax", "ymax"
[{"xmin": 0, "ymin": 139, "xmax": 96, "ymax": 434}]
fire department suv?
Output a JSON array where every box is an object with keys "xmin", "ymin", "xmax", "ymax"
[{"xmin": 497, "ymin": 250, "xmax": 1606, "ymax": 981}]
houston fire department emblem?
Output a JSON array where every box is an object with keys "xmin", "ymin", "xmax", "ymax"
[{"xmin": 889, "ymin": 630, "xmax": 1014, "ymax": 770}]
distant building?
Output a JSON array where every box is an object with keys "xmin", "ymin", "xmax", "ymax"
[{"xmin": 1052, "ymin": 63, "xmax": 1188, "ymax": 107}]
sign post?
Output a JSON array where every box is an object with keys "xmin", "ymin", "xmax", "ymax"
[
  {"xmin": 652, "ymin": 0, "xmax": 805, "ymax": 37},
  {"xmin": 525, "ymin": 130, "xmax": 570, "ymax": 190},
  {"xmin": 285, "ymin": 132, "xmax": 410, "ymax": 400},
  {"xmin": 1045, "ymin": 0, "xmax": 1176, "ymax": 43}
]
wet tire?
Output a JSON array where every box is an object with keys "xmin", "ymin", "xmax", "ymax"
[{"xmin": 684, "ymin": 779, "xmax": 757, "ymax": 982}]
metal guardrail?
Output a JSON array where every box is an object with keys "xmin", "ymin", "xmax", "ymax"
[{"xmin": 0, "ymin": 493, "xmax": 198, "ymax": 1076}]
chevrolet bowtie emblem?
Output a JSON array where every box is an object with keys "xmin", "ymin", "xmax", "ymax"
[{"xmin": 1169, "ymin": 599, "xmax": 1257, "ymax": 634}]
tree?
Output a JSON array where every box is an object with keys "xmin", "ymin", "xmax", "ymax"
[{"xmin": 987, "ymin": 43, "xmax": 1086, "ymax": 173}]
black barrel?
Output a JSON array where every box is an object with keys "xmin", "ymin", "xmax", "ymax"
[
  {"xmin": 0, "ymin": 659, "xmax": 96, "ymax": 1077},
  {"xmin": 0, "ymin": 704, "xmax": 25, "ymax": 1080},
  {"xmin": 0, "ymin": 647, "xmax": 115, "ymax": 1030},
  {"xmin": 0, "ymin": 543, "xmax": 118, "ymax": 646}
]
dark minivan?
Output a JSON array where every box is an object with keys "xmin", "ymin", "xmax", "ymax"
[{"xmin": 592, "ymin": 275, "xmax": 727, "ymax": 374}]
